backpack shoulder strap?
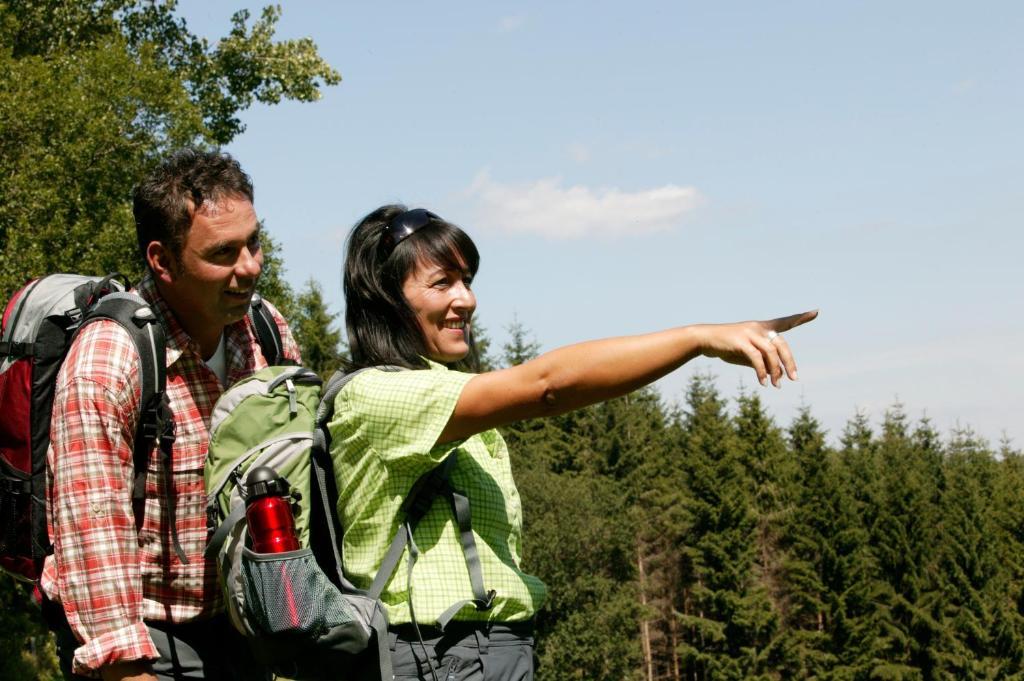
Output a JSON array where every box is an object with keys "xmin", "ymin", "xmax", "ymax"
[
  {"xmin": 80, "ymin": 292, "xmax": 186, "ymax": 564},
  {"xmin": 308, "ymin": 367, "xmax": 389, "ymax": 590},
  {"xmin": 81, "ymin": 292, "xmax": 166, "ymax": 468},
  {"xmin": 248, "ymin": 293, "xmax": 290, "ymax": 366}
]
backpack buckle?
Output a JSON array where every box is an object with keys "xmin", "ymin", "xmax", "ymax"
[
  {"xmin": 475, "ymin": 589, "xmax": 497, "ymax": 611},
  {"xmin": 206, "ymin": 503, "xmax": 222, "ymax": 535},
  {"xmin": 139, "ymin": 406, "xmax": 160, "ymax": 441},
  {"xmin": 159, "ymin": 415, "xmax": 176, "ymax": 451},
  {"xmin": 0, "ymin": 476, "xmax": 31, "ymax": 494},
  {"xmin": 131, "ymin": 306, "xmax": 156, "ymax": 328}
]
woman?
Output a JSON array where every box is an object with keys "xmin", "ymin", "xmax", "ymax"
[{"xmin": 329, "ymin": 205, "xmax": 816, "ymax": 681}]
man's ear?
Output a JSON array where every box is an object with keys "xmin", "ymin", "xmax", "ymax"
[{"xmin": 145, "ymin": 241, "xmax": 176, "ymax": 284}]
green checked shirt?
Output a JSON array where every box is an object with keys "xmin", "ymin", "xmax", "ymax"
[{"xmin": 328, "ymin": 360, "xmax": 547, "ymax": 625}]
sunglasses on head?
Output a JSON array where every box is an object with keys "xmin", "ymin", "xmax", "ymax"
[{"xmin": 380, "ymin": 208, "xmax": 441, "ymax": 259}]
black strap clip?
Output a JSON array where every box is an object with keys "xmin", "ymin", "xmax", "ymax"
[
  {"xmin": 64, "ymin": 306, "xmax": 84, "ymax": 324},
  {"xmin": 158, "ymin": 414, "xmax": 176, "ymax": 453},
  {"xmin": 475, "ymin": 589, "xmax": 497, "ymax": 611},
  {"xmin": 0, "ymin": 476, "xmax": 32, "ymax": 494},
  {"xmin": 0, "ymin": 340, "xmax": 34, "ymax": 358},
  {"xmin": 205, "ymin": 503, "xmax": 222, "ymax": 538}
]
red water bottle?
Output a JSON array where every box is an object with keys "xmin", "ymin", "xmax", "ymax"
[{"xmin": 245, "ymin": 466, "xmax": 300, "ymax": 553}]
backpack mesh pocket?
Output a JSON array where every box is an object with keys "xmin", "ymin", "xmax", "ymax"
[{"xmin": 240, "ymin": 546, "xmax": 357, "ymax": 636}]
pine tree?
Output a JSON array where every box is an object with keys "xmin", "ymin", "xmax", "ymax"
[
  {"xmin": 672, "ymin": 374, "xmax": 769, "ymax": 680},
  {"xmin": 992, "ymin": 447, "xmax": 1024, "ymax": 672},
  {"xmin": 867, "ymin": 404, "xmax": 945, "ymax": 677},
  {"xmin": 502, "ymin": 316, "xmax": 541, "ymax": 367},
  {"xmin": 730, "ymin": 392, "xmax": 791, "ymax": 675},
  {"xmin": 828, "ymin": 411, "xmax": 887, "ymax": 678},
  {"xmin": 291, "ymin": 279, "xmax": 346, "ymax": 376},
  {"xmin": 769, "ymin": 407, "xmax": 836, "ymax": 676}
]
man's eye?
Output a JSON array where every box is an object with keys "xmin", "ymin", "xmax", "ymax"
[{"xmin": 431, "ymin": 279, "xmax": 449, "ymax": 289}]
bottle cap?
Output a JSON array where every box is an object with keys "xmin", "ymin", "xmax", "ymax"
[{"xmin": 245, "ymin": 466, "xmax": 291, "ymax": 500}]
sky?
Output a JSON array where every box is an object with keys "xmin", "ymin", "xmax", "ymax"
[{"xmin": 177, "ymin": 1, "xmax": 1023, "ymax": 447}]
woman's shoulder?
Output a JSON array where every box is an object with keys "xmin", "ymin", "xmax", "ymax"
[
  {"xmin": 336, "ymin": 364, "xmax": 473, "ymax": 415},
  {"xmin": 330, "ymin": 364, "xmax": 476, "ymax": 460}
]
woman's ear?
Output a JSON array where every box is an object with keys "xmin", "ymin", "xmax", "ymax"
[{"xmin": 145, "ymin": 241, "xmax": 176, "ymax": 284}]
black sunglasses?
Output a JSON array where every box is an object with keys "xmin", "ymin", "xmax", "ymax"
[{"xmin": 380, "ymin": 208, "xmax": 441, "ymax": 258}]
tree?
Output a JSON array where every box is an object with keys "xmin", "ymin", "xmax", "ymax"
[
  {"xmin": 0, "ymin": 1, "xmax": 339, "ymax": 671},
  {"xmin": 291, "ymin": 278, "xmax": 346, "ymax": 376},
  {"xmin": 0, "ymin": 0, "xmax": 340, "ymax": 300},
  {"xmin": 502, "ymin": 316, "xmax": 541, "ymax": 367}
]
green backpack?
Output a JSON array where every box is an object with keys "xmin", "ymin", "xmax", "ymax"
[
  {"xmin": 204, "ymin": 365, "xmax": 392, "ymax": 680},
  {"xmin": 205, "ymin": 365, "xmax": 498, "ymax": 680}
]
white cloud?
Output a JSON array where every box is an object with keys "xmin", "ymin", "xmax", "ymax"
[
  {"xmin": 463, "ymin": 169, "xmax": 702, "ymax": 239},
  {"xmin": 499, "ymin": 15, "xmax": 526, "ymax": 32}
]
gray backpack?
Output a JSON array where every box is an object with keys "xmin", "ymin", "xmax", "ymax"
[{"xmin": 0, "ymin": 273, "xmax": 283, "ymax": 582}]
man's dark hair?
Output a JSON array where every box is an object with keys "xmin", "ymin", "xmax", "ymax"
[
  {"xmin": 133, "ymin": 148, "xmax": 254, "ymax": 266},
  {"xmin": 343, "ymin": 204, "xmax": 482, "ymax": 372}
]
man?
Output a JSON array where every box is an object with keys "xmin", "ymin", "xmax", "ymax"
[{"xmin": 40, "ymin": 149, "xmax": 301, "ymax": 680}]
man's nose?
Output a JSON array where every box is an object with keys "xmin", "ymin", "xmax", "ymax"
[{"xmin": 237, "ymin": 245, "xmax": 262, "ymax": 279}]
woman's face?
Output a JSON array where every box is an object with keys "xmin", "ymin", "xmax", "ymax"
[{"xmin": 402, "ymin": 256, "xmax": 476, "ymax": 363}]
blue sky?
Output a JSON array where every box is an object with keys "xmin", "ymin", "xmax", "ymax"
[{"xmin": 178, "ymin": 1, "xmax": 1023, "ymax": 446}]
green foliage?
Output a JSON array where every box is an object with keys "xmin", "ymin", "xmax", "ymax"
[
  {"xmin": 0, "ymin": 1, "xmax": 338, "ymax": 673},
  {"xmin": 0, "ymin": 576, "xmax": 58, "ymax": 681},
  {"xmin": 0, "ymin": 0, "xmax": 339, "ymax": 301},
  {"xmin": 1, "ymin": 0, "xmax": 340, "ymax": 143},
  {"xmin": 496, "ymin": 367, "xmax": 1023, "ymax": 679},
  {"xmin": 503, "ymin": 316, "xmax": 541, "ymax": 366},
  {"xmin": 246, "ymin": 229, "xmax": 296, "ymax": 324},
  {"xmin": 291, "ymin": 278, "xmax": 347, "ymax": 376}
]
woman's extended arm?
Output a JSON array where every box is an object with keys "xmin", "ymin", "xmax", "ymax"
[{"xmin": 439, "ymin": 310, "xmax": 818, "ymax": 444}]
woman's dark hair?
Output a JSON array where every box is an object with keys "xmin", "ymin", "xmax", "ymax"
[{"xmin": 343, "ymin": 204, "xmax": 481, "ymax": 372}]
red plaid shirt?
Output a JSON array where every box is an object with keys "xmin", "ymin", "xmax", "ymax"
[{"xmin": 40, "ymin": 274, "xmax": 300, "ymax": 676}]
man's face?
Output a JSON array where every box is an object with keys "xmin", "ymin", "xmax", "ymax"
[{"xmin": 160, "ymin": 195, "xmax": 263, "ymax": 345}]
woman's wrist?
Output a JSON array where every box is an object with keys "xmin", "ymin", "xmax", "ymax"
[{"xmin": 685, "ymin": 323, "xmax": 712, "ymax": 357}]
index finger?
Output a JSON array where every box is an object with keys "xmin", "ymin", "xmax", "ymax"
[{"xmin": 768, "ymin": 309, "xmax": 819, "ymax": 333}]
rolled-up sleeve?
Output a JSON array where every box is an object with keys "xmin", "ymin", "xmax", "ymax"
[{"xmin": 49, "ymin": 353, "xmax": 158, "ymax": 673}]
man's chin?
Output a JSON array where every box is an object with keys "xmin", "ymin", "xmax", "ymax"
[{"xmin": 222, "ymin": 300, "xmax": 253, "ymax": 324}]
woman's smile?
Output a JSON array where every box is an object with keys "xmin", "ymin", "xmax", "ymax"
[{"xmin": 402, "ymin": 258, "xmax": 477, "ymax": 363}]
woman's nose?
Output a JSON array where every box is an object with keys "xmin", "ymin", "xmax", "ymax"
[{"xmin": 452, "ymin": 281, "xmax": 476, "ymax": 312}]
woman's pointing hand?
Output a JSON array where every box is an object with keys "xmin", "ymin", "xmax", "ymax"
[{"xmin": 697, "ymin": 309, "xmax": 819, "ymax": 388}]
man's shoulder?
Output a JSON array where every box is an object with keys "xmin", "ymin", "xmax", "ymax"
[{"xmin": 60, "ymin": 318, "xmax": 141, "ymax": 393}]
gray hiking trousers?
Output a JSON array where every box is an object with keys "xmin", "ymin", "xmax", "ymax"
[
  {"xmin": 384, "ymin": 622, "xmax": 535, "ymax": 681},
  {"xmin": 51, "ymin": 612, "xmax": 270, "ymax": 681}
]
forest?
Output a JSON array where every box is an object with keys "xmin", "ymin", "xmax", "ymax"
[{"xmin": 3, "ymin": 2, "xmax": 1021, "ymax": 679}]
